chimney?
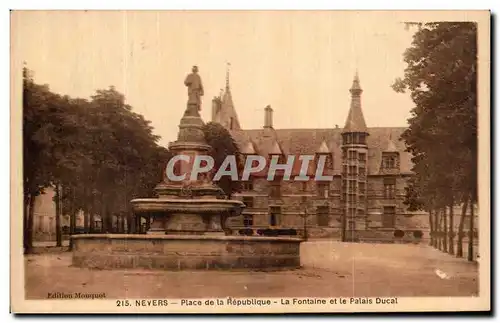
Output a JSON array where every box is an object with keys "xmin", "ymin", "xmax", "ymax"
[{"xmin": 264, "ymin": 105, "xmax": 273, "ymax": 129}]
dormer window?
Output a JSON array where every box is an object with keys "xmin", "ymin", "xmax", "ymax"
[
  {"xmin": 315, "ymin": 140, "xmax": 333, "ymax": 172},
  {"xmin": 314, "ymin": 153, "xmax": 333, "ymax": 173},
  {"xmin": 382, "ymin": 152, "xmax": 399, "ymax": 170},
  {"xmin": 384, "ymin": 157, "xmax": 396, "ymax": 169}
]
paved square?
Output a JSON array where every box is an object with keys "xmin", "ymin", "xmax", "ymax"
[{"xmin": 25, "ymin": 242, "xmax": 478, "ymax": 299}]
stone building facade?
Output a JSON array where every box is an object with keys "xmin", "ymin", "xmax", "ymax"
[{"xmin": 212, "ymin": 71, "xmax": 429, "ymax": 241}]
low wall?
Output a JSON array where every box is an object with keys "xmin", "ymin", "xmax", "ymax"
[{"xmin": 72, "ymin": 234, "xmax": 301, "ymax": 270}]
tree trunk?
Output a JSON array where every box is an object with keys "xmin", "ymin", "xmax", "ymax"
[
  {"xmin": 442, "ymin": 207, "xmax": 448, "ymax": 252},
  {"xmin": 84, "ymin": 209, "xmax": 89, "ymax": 233},
  {"xmin": 27, "ymin": 193, "xmax": 36, "ymax": 251},
  {"xmin": 448, "ymin": 203, "xmax": 454, "ymax": 255},
  {"xmin": 25, "ymin": 193, "xmax": 36, "ymax": 254},
  {"xmin": 127, "ymin": 212, "xmax": 134, "ymax": 234},
  {"xmin": 83, "ymin": 188, "xmax": 90, "ymax": 233},
  {"xmin": 136, "ymin": 215, "xmax": 142, "ymax": 233},
  {"xmin": 428, "ymin": 209, "xmax": 434, "ymax": 246},
  {"xmin": 89, "ymin": 213, "xmax": 95, "ymax": 233},
  {"xmin": 69, "ymin": 209, "xmax": 76, "ymax": 251},
  {"xmin": 456, "ymin": 197, "xmax": 469, "ymax": 258},
  {"xmin": 100, "ymin": 194, "xmax": 110, "ymax": 233},
  {"xmin": 55, "ymin": 184, "xmax": 62, "ymax": 247},
  {"xmin": 467, "ymin": 201, "xmax": 475, "ymax": 261},
  {"xmin": 436, "ymin": 209, "xmax": 443, "ymax": 250},
  {"xmin": 106, "ymin": 209, "xmax": 112, "ymax": 233},
  {"xmin": 23, "ymin": 193, "xmax": 31, "ymax": 253},
  {"xmin": 432, "ymin": 209, "xmax": 439, "ymax": 249},
  {"xmin": 120, "ymin": 215, "xmax": 125, "ymax": 233}
]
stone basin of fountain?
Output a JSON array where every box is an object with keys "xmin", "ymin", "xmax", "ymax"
[
  {"xmin": 71, "ymin": 66, "xmax": 302, "ymax": 271},
  {"xmin": 72, "ymin": 234, "xmax": 302, "ymax": 270}
]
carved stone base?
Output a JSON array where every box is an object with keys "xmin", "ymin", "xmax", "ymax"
[
  {"xmin": 147, "ymin": 214, "xmax": 167, "ymax": 235},
  {"xmin": 72, "ymin": 234, "xmax": 302, "ymax": 270},
  {"xmin": 164, "ymin": 213, "xmax": 223, "ymax": 234}
]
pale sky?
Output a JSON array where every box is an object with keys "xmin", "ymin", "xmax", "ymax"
[{"xmin": 12, "ymin": 11, "xmax": 418, "ymax": 146}]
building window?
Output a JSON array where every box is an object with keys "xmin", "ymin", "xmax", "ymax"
[
  {"xmin": 242, "ymin": 196, "xmax": 254, "ymax": 208},
  {"xmin": 317, "ymin": 182, "xmax": 329, "ymax": 198},
  {"xmin": 269, "ymin": 179, "xmax": 281, "ymax": 198},
  {"xmin": 383, "ymin": 206, "xmax": 396, "ymax": 228},
  {"xmin": 358, "ymin": 134, "xmax": 367, "ymax": 145},
  {"xmin": 384, "ymin": 178, "xmax": 396, "ymax": 199},
  {"xmin": 317, "ymin": 206, "xmax": 330, "ymax": 226},
  {"xmin": 348, "ymin": 150, "xmax": 357, "ymax": 160},
  {"xmin": 315, "ymin": 153, "xmax": 333, "ymax": 170},
  {"xmin": 229, "ymin": 117, "xmax": 234, "ymax": 130},
  {"xmin": 344, "ymin": 179, "xmax": 357, "ymax": 193},
  {"xmin": 382, "ymin": 153, "xmax": 399, "ymax": 170},
  {"xmin": 242, "ymin": 179, "xmax": 254, "ymax": 191},
  {"xmin": 384, "ymin": 157, "xmax": 395, "ymax": 169},
  {"xmin": 243, "ymin": 214, "xmax": 253, "ymax": 227},
  {"xmin": 269, "ymin": 206, "xmax": 281, "ymax": 226}
]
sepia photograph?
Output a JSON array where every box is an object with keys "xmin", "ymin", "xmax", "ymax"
[{"xmin": 10, "ymin": 10, "xmax": 490, "ymax": 313}]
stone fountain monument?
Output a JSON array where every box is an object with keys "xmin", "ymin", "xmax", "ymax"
[
  {"xmin": 131, "ymin": 65, "xmax": 244, "ymax": 236},
  {"xmin": 71, "ymin": 66, "xmax": 301, "ymax": 270}
]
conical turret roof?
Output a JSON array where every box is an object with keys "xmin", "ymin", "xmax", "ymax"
[{"xmin": 343, "ymin": 71, "xmax": 368, "ymax": 133}]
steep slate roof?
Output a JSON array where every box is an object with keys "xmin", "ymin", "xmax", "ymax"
[
  {"xmin": 223, "ymin": 71, "xmax": 412, "ymax": 177},
  {"xmin": 269, "ymin": 140, "xmax": 283, "ymax": 155},
  {"xmin": 240, "ymin": 141, "xmax": 256, "ymax": 154},
  {"xmin": 384, "ymin": 134, "xmax": 398, "ymax": 152},
  {"xmin": 212, "ymin": 66, "xmax": 242, "ymax": 130},
  {"xmin": 230, "ymin": 127, "xmax": 413, "ymax": 176}
]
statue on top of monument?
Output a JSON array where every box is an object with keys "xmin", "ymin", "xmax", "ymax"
[{"xmin": 184, "ymin": 65, "xmax": 204, "ymax": 111}]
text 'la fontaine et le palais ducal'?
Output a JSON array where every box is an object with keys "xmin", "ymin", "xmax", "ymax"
[{"xmin": 129, "ymin": 297, "xmax": 398, "ymax": 307}]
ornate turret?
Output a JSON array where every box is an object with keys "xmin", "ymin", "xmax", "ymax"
[
  {"xmin": 211, "ymin": 62, "xmax": 241, "ymax": 130},
  {"xmin": 341, "ymin": 71, "xmax": 369, "ymax": 241}
]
